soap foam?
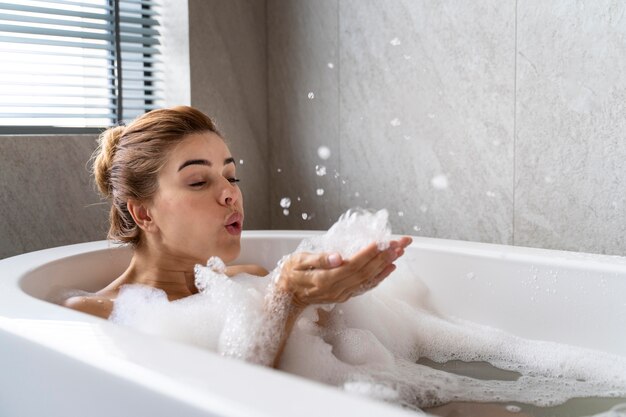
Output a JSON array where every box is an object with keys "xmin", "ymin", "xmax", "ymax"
[{"xmin": 109, "ymin": 208, "xmax": 626, "ymax": 415}]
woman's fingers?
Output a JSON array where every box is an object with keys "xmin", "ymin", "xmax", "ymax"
[
  {"xmin": 291, "ymin": 251, "xmax": 343, "ymax": 271},
  {"xmin": 280, "ymin": 238, "xmax": 412, "ymax": 305}
]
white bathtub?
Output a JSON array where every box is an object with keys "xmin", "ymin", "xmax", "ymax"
[{"xmin": 1, "ymin": 231, "xmax": 625, "ymax": 417}]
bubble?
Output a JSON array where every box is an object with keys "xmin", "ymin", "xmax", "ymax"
[
  {"xmin": 301, "ymin": 213, "xmax": 308, "ymax": 220},
  {"xmin": 428, "ymin": 113, "xmax": 436, "ymax": 119},
  {"xmin": 544, "ymin": 176, "xmax": 555, "ymax": 184},
  {"xmin": 280, "ymin": 197, "xmax": 291, "ymax": 209},
  {"xmin": 308, "ymin": 92, "xmax": 315, "ymax": 99},
  {"xmin": 239, "ymin": 159, "xmax": 244, "ymax": 165},
  {"xmin": 327, "ymin": 62, "xmax": 334, "ymax": 69},
  {"xmin": 297, "ymin": 196, "xmax": 301, "ymax": 202},
  {"xmin": 315, "ymin": 165, "xmax": 327, "ymax": 176},
  {"xmin": 419, "ymin": 204, "xmax": 428, "ymax": 213},
  {"xmin": 283, "ymin": 209, "xmax": 289, "ymax": 216},
  {"xmin": 403, "ymin": 54, "xmax": 411, "ymax": 60},
  {"xmin": 505, "ymin": 405, "xmax": 522, "ymax": 413},
  {"xmin": 316, "ymin": 188, "xmax": 324, "ymax": 196},
  {"xmin": 403, "ymin": 135, "xmax": 412, "ymax": 140},
  {"xmin": 390, "ymin": 118, "xmax": 401, "ymax": 127},
  {"xmin": 431, "ymin": 174, "xmax": 449, "ymax": 190},
  {"xmin": 317, "ymin": 146, "xmax": 331, "ymax": 160},
  {"xmin": 277, "ymin": 168, "xmax": 282, "ymax": 173},
  {"xmin": 354, "ymin": 192, "xmax": 360, "ymax": 197},
  {"xmin": 390, "ymin": 37, "xmax": 401, "ymax": 46},
  {"xmin": 486, "ymin": 191, "xmax": 496, "ymax": 197},
  {"xmin": 413, "ymin": 225, "xmax": 421, "ymax": 232},
  {"xmin": 467, "ymin": 272, "xmax": 476, "ymax": 280},
  {"xmin": 397, "ymin": 211, "xmax": 404, "ymax": 217}
]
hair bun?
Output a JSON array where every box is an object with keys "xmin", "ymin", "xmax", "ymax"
[{"xmin": 93, "ymin": 125, "xmax": 125, "ymax": 198}]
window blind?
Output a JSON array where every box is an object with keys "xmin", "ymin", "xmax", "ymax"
[{"xmin": 0, "ymin": 0, "xmax": 163, "ymax": 129}]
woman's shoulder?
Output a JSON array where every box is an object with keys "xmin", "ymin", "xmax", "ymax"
[{"xmin": 62, "ymin": 294, "xmax": 114, "ymax": 319}]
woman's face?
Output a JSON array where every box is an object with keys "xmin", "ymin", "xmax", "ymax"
[{"xmin": 148, "ymin": 131, "xmax": 244, "ymax": 264}]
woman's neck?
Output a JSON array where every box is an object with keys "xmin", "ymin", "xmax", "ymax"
[{"xmin": 107, "ymin": 243, "xmax": 200, "ymax": 300}]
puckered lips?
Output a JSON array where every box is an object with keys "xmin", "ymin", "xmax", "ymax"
[{"xmin": 224, "ymin": 212, "xmax": 243, "ymax": 235}]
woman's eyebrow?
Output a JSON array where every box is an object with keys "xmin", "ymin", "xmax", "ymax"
[
  {"xmin": 178, "ymin": 157, "xmax": 236, "ymax": 172},
  {"xmin": 178, "ymin": 159, "xmax": 211, "ymax": 171}
]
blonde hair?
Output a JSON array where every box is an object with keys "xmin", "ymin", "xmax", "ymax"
[{"xmin": 92, "ymin": 106, "xmax": 221, "ymax": 246}]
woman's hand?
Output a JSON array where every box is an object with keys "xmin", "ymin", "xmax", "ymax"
[{"xmin": 277, "ymin": 237, "xmax": 412, "ymax": 308}]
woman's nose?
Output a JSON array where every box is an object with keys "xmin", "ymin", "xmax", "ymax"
[{"xmin": 219, "ymin": 180, "xmax": 238, "ymax": 207}]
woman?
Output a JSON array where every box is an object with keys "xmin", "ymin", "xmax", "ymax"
[{"xmin": 64, "ymin": 105, "xmax": 412, "ymax": 367}]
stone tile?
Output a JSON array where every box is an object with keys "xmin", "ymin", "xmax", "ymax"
[
  {"xmin": 268, "ymin": 0, "xmax": 341, "ymax": 230},
  {"xmin": 339, "ymin": 0, "xmax": 516, "ymax": 243},
  {"xmin": 0, "ymin": 135, "xmax": 108, "ymax": 259},
  {"xmin": 515, "ymin": 0, "xmax": 626, "ymax": 255},
  {"xmin": 189, "ymin": 0, "xmax": 269, "ymax": 230}
]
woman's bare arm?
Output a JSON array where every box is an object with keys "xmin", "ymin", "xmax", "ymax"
[
  {"xmin": 63, "ymin": 296, "xmax": 114, "ymax": 319},
  {"xmin": 225, "ymin": 264, "xmax": 269, "ymax": 277}
]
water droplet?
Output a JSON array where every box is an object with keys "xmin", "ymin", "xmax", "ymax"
[
  {"xmin": 317, "ymin": 146, "xmax": 331, "ymax": 160},
  {"xmin": 97, "ymin": 299, "xmax": 104, "ymax": 304},
  {"xmin": 279, "ymin": 197, "xmax": 291, "ymax": 208},
  {"xmin": 390, "ymin": 118, "xmax": 401, "ymax": 127},
  {"xmin": 544, "ymin": 175, "xmax": 555, "ymax": 184},
  {"xmin": 492, "ymin": 140, "xmax": 501, "ymax": 146},
  {"xmin": 327, "ymin": 62, "xmax": 334, "ymax": 69},
  {"xmin": 341, "ymin": 180, "xmax": 346, "ymax": 185},
  {"xmin": 301, "ymin": 213, "xmax": 308, "ymax": 220},
  {"xmin": 315, "ymin": 165, "xmax": 327, "ymax": 176},
  {"xmin": 354, "ymin": 191, "xmax": 360, "ymax": 197},
  {"xmin": 333, "ymin": 171, "xmax": 340, "ymax": 179},
  {"xmin": 505, "ymin": 405, "xmax": 522, "ymax": 413},
  {"xmin": 390, "ymin": 37, "xmax": 401, "ymax": 46},
  {"xmin": 239, "ymin": 159, "xmax": 244, "ymax": 165},
  {"xmin": 403, "ymin": 54, "xmax": 411, "ymax": 60},
  {"xmin": 413, "ymin": 225, "xmax": 421, "ymax": 232},
  {"xmin": 431, "ymin": 174, "xmax": 449, "ymax": 190},
  {"xmin": 397, "ymin": 211, "xmax": 404, "ymax": 217},
  {"xmin": 486, "ymin": 190, "xmax": 496, "ymax": 197},
  {"xmin": 277, "ymin": 168, "xmax": 282, "ymax": 173},
  {"xmin": 419, "ymin": 204, "xmax": 428, "ymax": 213},
  {"xmin": 307, "ymin": 92, "xmax": 315, "ymax": 99},
  {"xmin": 466, "ymin": 272, "xmax": 475, "ymax": 279},
  {"xmin": 297, "ymin": 196, "xmax": 301, "ymax": 202},
  {"xmin": 316, "ymin": 188, "xmax": 324, "ymax": 196},
  {"xmin": 403, "ymin": 135, "xmax": 412, "ymax": 140},
  {"xmin": 283, "ymin": 209, "xmax": 289, "ymax": 216},
  {"xmin": 427, "ymin": 113, "xmax": 436, "ymax": 119}
]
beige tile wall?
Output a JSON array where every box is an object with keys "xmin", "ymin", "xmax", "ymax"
[
  {"xmin": 3, "ymin": 1, "xmax": 625, "ymax": 258},
  {"xmin": 268, "ymin": 0, "xmax": 626, "ymax": 255},
  {"xmin": 0, "ymin": 135, "xmax": 108, "ymax": 259}
]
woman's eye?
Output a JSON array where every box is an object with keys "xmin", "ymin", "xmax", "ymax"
[
  {"xmin": 228, "ymin": 178, "xmax": 241, "ymax": 184},
  {"xmin": 189, "ymin": 181, "xmax": 206, "ymax": 187}
]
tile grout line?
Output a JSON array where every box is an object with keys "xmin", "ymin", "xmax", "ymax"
[
  {"xmin": 266, "ymin": 0, "xmax": 272, "ymax": 230},
  {"xmin": 337, "ymin": 0, "xmax": 341, "ymax": 216},
  {"xmin": 512, "ymin": 0, "xmax": 518, "ymax": 246}
]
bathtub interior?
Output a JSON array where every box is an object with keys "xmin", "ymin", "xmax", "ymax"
[
  {"xmin": 13, "ymin": 231, "xmax": 626, "ymax": 354},
  {"xmin": 2, "ymin": 231, "xmax": 418, "ymax": 417},
  {"xmin": 2, "ymin": 231, "xmax": 626, "ymax": 417}
]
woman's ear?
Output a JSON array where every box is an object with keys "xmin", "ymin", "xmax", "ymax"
[{"xmin": 127, "ymin": 199, "xmax": 158, "ymax": 233}]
